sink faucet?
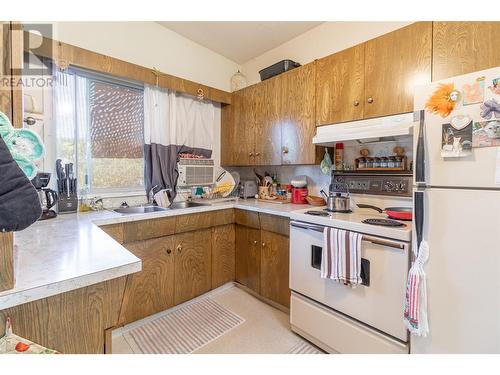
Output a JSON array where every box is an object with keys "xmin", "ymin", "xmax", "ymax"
[{"xmin": 148, "ymin": 185, "xmax": 159, "ymax": 205}]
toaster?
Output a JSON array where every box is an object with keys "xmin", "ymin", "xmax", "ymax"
[{"xmin": 239, "ymin": 180, "xmax": 258, "ymax": 198}]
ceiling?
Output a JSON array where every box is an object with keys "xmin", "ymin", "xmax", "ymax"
[{"xmin": 156, "ymin": 21, "xmax": 323, "ymax": 64}]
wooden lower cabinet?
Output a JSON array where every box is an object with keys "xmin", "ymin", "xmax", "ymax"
[
  {"xmin": 260, "ymin": 230, "xmax": 290, "ymax": 308},
  {"xmin": 0, "ymin": 277, "xmax": 126, "ymax": 354},
  {"xmin": 235, "ymin": 225, "xmax": 261, "ymax": 294},
  {"xmin": 212, "ymin": 224, "xmax": 236, "ymax": 289},
  {"xmin": 174, "ymin": 229, "xmax": 212, "ymax": 305},
  {"xmin": 119, "ymin": 236, "xmax": 175, "ymax": 325}
]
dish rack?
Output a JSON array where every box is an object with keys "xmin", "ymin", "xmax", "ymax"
[{"xmin": 208, "ymin": 185, "xmax": 239, "ymax": 200}]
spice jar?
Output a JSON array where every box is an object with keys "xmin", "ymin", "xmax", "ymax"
[
  {"xmin": 365, "ymin": 157, "xmax": 373, "ymax": 168},
  {"xmin": 380, "ymin": 157, "xmax": 388, "ymax": 168},
  {"xmin": 388, "ymin": 156, "xmax": 396, "ymax": 168},
  {"xmin": 357, "ymin": 157, "xmax": 366, "ymax": 169},
  {"xmin": 373, "ymin": 157, "xmax": 381, "ymax": 168}
]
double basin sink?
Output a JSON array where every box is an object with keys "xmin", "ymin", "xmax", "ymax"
[{"xmin": 114, "ymin": 201, "xmax": 208, "ymax": 215}]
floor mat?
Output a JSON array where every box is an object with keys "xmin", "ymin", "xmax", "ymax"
[
  {"xmin": 287, "ymin": 340, "xmax": 324, "ymax": 354},
  {"xmin": 124, "ymin": 297, "xmax": 245, "ymax": 354}
]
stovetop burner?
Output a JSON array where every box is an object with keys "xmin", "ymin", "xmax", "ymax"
[
  {"xmin": 362, "ymin": 218, "xmax": 406, "ymax": 227},
  {"xmin": 305, "ymin": 210, "xmax": 330, "ymax": 217}
]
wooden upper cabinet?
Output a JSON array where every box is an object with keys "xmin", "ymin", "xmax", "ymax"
[
  {"xmin": 364, "ymin": 22, "xmax": 432, "ymax": 118},
  {"xmin": 433, "ymin": 22, "xmax": 500, "ymax": 81},
  {"xmin": 281, "ymin": 63, "xmax": 316, "ymax": 165},
  {"xmin": 316, "ymin": 44, "xmax": 365, "ymax": 125},
  {"xmin": 230, "ymin": 88, "xmax": 255, "ymax": 166},
  {"xmin": 254, "ymin": 77, "xmax": 282, "ymax": 165}
]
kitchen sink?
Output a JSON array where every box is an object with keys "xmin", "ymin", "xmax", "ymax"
[
  {"xmin": 114, "ymin": 201, "xmax": 208, "ymax": 214},
  {"xmin": 168, "ymin": 201, "xmax": 208, "ymax": 209},
  {"xmin": 113, "ymin": 205, "xmax": 169, "ymax": 214}
]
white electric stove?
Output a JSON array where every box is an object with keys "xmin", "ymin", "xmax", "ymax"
[{"xmin": 289, "ymin": 172, "xmax": 413, "ymax": 354}]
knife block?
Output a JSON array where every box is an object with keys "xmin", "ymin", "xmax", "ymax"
[
  {"xmin": 0, "ymin": 232, "xmax": 14, "ymax": 292},
  {"xmin": 58, "ymin": 193, "xmax": 78, "ymax": 214}
]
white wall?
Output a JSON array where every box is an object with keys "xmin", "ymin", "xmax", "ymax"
[
  {"xmin": 241, "ymin": 21, "xmax": 412, "ymax": 85},
  {"xmin": 52, "ymin": 22, "xmax": 240, "ymax": 92}
]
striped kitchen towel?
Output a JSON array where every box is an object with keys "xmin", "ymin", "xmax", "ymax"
[
  {"xmin": 321, "ymin": 227, "xmax": 363, "ymax": 286},
  {"xmin": 403, "ymin": 240, "xmax": 429, "ymax": 336}
]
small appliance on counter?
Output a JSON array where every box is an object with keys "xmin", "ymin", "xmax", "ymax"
[
  {"xmin": 31, "ymin": 172, "xmax": 58, "ymax": 220},
  {"xmin": 239, "ymin": 180, "xmax": 258, "ymax": 199},
  {"xmin": 291, "ymin": 176, "xmax": 308, "ymax": 204},
  {"xmin": 55, "ymin": 159, "xmax": 78, "ymax": 214}
]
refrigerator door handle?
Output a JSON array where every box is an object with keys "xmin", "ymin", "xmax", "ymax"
[
  {"xmin": 415, "ymin": 109, "xmax": 426, "ymax": 185},
  {"xmin": 414, "ymin": 191, "xmax": 424, "ymax": 249}
]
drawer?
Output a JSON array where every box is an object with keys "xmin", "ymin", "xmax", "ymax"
[
  {"xmin": 259, "ymin": 213, "xmax": 289, "ymax": 236},
  {"xmin": 290, "ymin": 293, "xmax": 408, "ymax": 354},
  {"xmin": 123, "ymin": 216, "xmax": 176, "ymax": 243},
  {"xmin": 235, "ymin": 209, "xmax": 260, "ymax": 229},
  {"xmin": 212, "ymin": 209, "xmax": 235, "ymax": 227},
  {"xmin": 175, "ymin": 211, "xmax": 215, "ymax": 233}
]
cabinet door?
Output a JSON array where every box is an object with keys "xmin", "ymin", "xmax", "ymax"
[
  {"xmin": 254, "ymin": 77, "xmax": 282, "ymax": 165},
  {"xmin": 220, "ymin": 103, "xmax": 234, "ymax": 166},
  {"xmin": 260, "ymin": 230, "xmax": 290, "ymax": 308},
  {"xmin": 228, "ymin": 88, "xmax": 255, "ymax": 166},
  {"xmin": 316, "ymin": 44, "xmax": 365, "ymax": 125},
  {"xmin": 211, "ymin": 224, "xmax": 235, "ymax": 289},
  {"xmin": 364, "ymin": 22, "xmax": 432, "ymax": 118},
  {"xmin": 119, "ymin": 236, "xmax": 175, "ymax": 325},
  {"xmin": 433, "ymin": 22, "xmax": 500, "ymax": 81},
  {"xmin": 235, "ymin": 225, "xmax": 261, "ymax": 293},
  {"xmin": 281, "ymin": 63, "xmax": 316, "ymax": 164},
  {"xmin": 174, "ymin": 229, "xmax": 212, "ymax": 305}
]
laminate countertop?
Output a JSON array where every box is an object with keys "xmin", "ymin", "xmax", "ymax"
[
  {"xmin": 1, "ymin": 198, "xmax": 412, "ymax": 310},
  {"xmin": 0, "ymin": 199, "xmax": 301, "ymax": 310}
]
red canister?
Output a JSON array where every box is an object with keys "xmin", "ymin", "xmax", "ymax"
[{"xmin": 291, "ymin": 187, "xmax": 308, "ymax": 204}]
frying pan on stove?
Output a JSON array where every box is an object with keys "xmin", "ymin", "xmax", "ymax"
[{"xmin": 357, "ymin": 204, "xmax": 413, "ymax": 221}]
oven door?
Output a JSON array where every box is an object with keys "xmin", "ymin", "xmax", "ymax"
[{"xmin": 290, "ymin": 221, "xmax": 410, "ymax": 342}]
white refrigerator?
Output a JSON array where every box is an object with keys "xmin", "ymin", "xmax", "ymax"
[{"xmin": 411, "ymin": 67, "xmax": 500, "ymax": 353}]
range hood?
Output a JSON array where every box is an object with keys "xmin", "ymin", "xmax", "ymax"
[{"xmin": 313, "ymin": 112, "xmax": 417, "ymax": 145}]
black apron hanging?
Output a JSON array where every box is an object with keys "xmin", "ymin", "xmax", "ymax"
[{"xmin": 0, "ymin": 135, "xmax": 42, "ymax": 232}]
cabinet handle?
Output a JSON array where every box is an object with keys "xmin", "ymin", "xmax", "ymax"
[
  {"xmin": 353, "ymin": 100, "xmax": 360, "ymax": 107},
  {"xmin": 177, "ymin": 245, "xmax": 182, "ymax": 253},
  {"xmin": 367, "ymin": 97, "xmax": 374, "ymax": 104},
  {"xmin": 249, "ymin": 152, "xmax": 254, "ymax": 157},
  {"xmin": 282, "ymin": 146, "xmax": 289, "ymax": 154},
  {"xmin": 262, "ymin": 242, "xmax": 266, "ymax": 247},
  {"xmin": 255, "ymin": 152, "xmax": 260, "ymax": 156},
  {"xmin": 253, "ymin": 240, "xmax": 258, "ymax": 244},
  {"xmin": 166, "ymin": 248, "xmax": 172, "ymax": 255}
]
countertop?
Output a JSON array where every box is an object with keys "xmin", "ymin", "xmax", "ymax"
[
  {"xmin": 0, "ymin": 199, "xmax": 301, "ymax": 310},
  {"xmin": 0, "ymin": 198, "xmax": 412, "ymax": 310}
]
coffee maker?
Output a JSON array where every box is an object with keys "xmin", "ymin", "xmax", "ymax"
[{"xmin": 31, "ymin": 172, "xmax": 58, "ymax": 220}]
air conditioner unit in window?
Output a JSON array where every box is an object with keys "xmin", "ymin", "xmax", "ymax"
[{"xmin": 177, "ymin": 158, "xmax": 215, "ymax": 187}]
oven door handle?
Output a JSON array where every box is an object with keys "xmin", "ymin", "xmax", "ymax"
[
  {"xmin": 290, "ymin": 221, "xmax": 407, "ymax": 250},
  {"xmin": 290, "ymin": 221, "xmax": 325, "ymax": 232}
]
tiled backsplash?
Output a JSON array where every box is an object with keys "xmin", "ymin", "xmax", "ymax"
[
  {"xmin": 229, "ymin": 139, "xmax": 413, "ymax": 198},
  {"xmin": 228, "ymin": 165, "xmax": 330, "ymax": 197}
]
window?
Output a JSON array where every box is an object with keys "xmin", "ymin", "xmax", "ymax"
[{"xmin": 55, "ymin": 69, "xmax": 144, "ymax": 194}]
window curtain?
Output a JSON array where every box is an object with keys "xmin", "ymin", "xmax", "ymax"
[{"xmin": 143, "ymin": 84, "xmax": 216, "ymax": 201}]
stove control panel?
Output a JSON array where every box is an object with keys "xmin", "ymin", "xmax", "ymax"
[{"xmin": 330, "ymin": 173, "xmax": 412, "ymax": 197}]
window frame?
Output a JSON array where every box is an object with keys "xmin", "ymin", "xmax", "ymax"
[{"xmin": 62, "ymin": 67, "xmax": 145, "ymax": 196}]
